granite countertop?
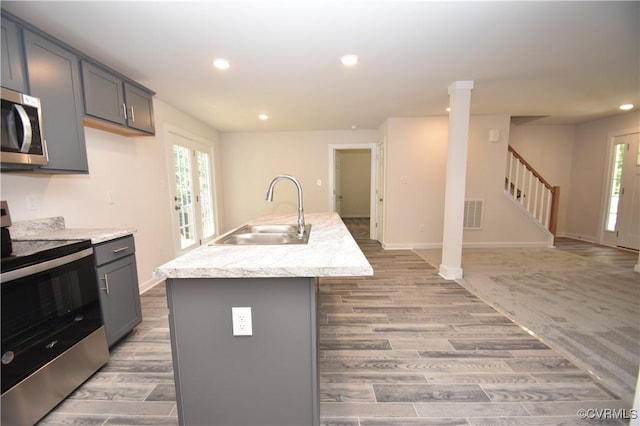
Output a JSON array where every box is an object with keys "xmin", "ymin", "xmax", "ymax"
[
  {"xmin": 10, "ymin": 216, "xmax": 136, "ymax": 244},
  {"xmin": 155, "ymin": 212, "xmax": 373, "ymax": 279}
]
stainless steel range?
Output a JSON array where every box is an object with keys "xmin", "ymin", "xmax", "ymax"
[{"xmin": 0, "ymin": 202, "xmax": 109, "ymax": 426}]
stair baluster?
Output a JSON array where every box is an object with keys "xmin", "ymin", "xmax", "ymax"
[{"xmin": 505, "ymin": 146, "xmax": 560, "ymax": 237}]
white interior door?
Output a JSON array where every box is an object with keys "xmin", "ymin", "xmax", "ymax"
[
  {"xmin": 616, "ymin": 133, "xmax": 639, "ymax": 250},
  {"xmin": 376, "ymin": 141, "xmax": 385, "ymax": 242},
  {"xmin": 335, "ymin": 151, "xmax": 342, "ymax": 215}
]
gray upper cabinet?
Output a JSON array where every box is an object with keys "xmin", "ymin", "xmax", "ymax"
[
  {"xmin": 1, "ymin": 16, "xmax": 26, "ymax": 92},
  {"xmin": 124, "ymin": 82, "xmax": 154, "ymax": 134},
  {"xmin": 23, "ymin": 29, "xmax": 88, "ymax": 173},
  {"xmin": 81, "ymin": 62, "xmax": 126, "ymax": 126},
  {"xmin": 2, "ymin": 10, "xmax": 155, "ymax": 174},
  {"xmin": 82, "ymin": 61, "xmax": 155, "ymax": 136}
]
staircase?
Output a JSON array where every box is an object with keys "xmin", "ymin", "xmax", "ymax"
[{"xmin": 505, "ymin": 146, "xmax": 560, "ymax": 239}]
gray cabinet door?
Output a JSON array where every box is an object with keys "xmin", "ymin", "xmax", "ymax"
[
  {"xmin": 1, "ymin": 17, "xmax": 26, "ymax": 92},
  {"xmin": 96, "ymin": 255, "xmax": 142, "ymax": 347},
  {"xmin": 81, "ymin": 61, "xmax": 126, "ymax": 125},
  {"xmin": 124, "ymin": 82, "xmax": 155, "ymax": 134},
  {"xmin": 23, "ymin": 30, "xmax": 88, "ymax": 173}
]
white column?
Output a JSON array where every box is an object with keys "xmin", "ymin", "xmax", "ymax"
[{"xmin": 439, "ymin": 80, "xmax": 474, "ymax": 280}]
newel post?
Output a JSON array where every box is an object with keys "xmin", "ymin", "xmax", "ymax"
[{"xmin": 549, "ymin": 186, "xmax": 560, "ymax": 238}]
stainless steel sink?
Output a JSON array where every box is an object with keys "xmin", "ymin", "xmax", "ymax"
[
  {"xmin": 211, "ymin": 224, "xmax": 311, "ymax": 245},
  {"xmin": 247, "ymin": 224, "xmax": 297, "ymax": 234}
]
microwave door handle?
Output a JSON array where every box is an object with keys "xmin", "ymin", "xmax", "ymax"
[
  {"xmin": 6, "ymin": 108, "xmax": 21, "ymax": 150},
  {"xmin": 13, "ymin": 104, "xmax": 33, "ymax": 153}
]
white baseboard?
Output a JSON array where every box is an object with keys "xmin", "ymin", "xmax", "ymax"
[
  {"xmin": 560, "ymin": 233, "xmax": 597, "ymax": 244},
  {"xmin": 139, "ymin": 276, "xmax": 165, "ymax": 295},
  {"xmin": 461, "ymin": 241, "xmax": 552, "ymax": 249},
  {"xmin": 384, "ymin": 242, "xmax": 441, "ymax": 250},
  {"xmin": 383, "ymin": 241, "xmax": 551, "ymax": 250}
]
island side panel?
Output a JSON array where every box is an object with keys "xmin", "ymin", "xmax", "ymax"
[{"xmin": 166, "ymin": 277, "xmax": 319, "ymax": 426}]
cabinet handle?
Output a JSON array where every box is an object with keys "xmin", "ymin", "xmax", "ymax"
[
  {"xmin": 122, "ymin": 103, "xmax": 128, "ymax": 120},
  {"xmin": 130, "ymin": 106, "xmax": 135, "ymax": 122},
  {"xmin": 101, "ymin": 273, "xmax": 110, "ymax": 294},
  {"xmin": 112, "ymin": 246, "xmax": 129, "ymax": 253}
]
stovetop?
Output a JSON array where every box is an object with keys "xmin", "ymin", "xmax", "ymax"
[{"xmin": 1, "ymin": 239, "xmax": 93, "ymax": 273}]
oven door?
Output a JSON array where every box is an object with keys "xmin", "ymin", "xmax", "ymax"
[{"xmin": 1, "ymin": 247, "xmax": 104, "ymax": 394}]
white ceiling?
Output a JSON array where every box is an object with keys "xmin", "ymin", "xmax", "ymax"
[{"xmin": 3, "ymin": 1, "xmax": 639, "ymax": 132}]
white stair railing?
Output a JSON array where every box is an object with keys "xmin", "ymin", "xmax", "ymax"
[{"xmin": 505, "ymin": 146, "xmax": 560, "ymax": 236}]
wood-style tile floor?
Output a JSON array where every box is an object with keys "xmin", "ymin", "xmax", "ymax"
[
  {"xmin": 554, "ymin": 236, "xmax": 639, "ymax": 270},
  {"xmin": 38, "ymin": 225, "xmax": 631, "ymax": 425}
]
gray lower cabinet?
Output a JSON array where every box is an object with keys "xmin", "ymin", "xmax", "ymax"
[
  {"xmin": 23, "ymin": 29, "xmax": 88, "ymax": 173},
  {"xmin": 166, "ymin": 276, "xmax": 320, "ymax": 426},
  {"xmin": 1, "ymin": 16, "xmax": 26, "ymax": 92},
  {"xmin": 82, "ymin": 61, "xmax": 155, "ymax": 136},
  {"xmin": 94, "ymin": 236, "xmax": 142, "ymax": 347}
]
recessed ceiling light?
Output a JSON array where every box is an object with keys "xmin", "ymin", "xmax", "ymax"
[
  {"xmin": 446, "ymin": 107, "xmax": 451, "ymax": 112},
  {"xmin": 619, "ymin": 103, "xmax": 634, "ymax": 111},
  {"xmin": 340, "ymin": 54, "xmax": 359, "ymax": 66},
  {"xmin": 213, "ymin": 58, "xmax": 230, "ymax": 70},
  {"xmin": 258, "ymin": 113, "xmax": 269, "ymax": 121}
]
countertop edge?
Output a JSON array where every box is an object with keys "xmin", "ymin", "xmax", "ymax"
[
  {"xmin": 155, "ymin": 265, "xmax": 374, "ymax": 279},
  {"xmin": 12, "ymin": 228, "xmax": 137, "ymax": 245}
]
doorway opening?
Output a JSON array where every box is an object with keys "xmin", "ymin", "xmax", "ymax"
[{"xmin": 328, "ymin": 143, "xmax": 380, "ymax": 240}]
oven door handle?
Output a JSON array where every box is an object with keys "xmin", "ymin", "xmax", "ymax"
[{"xmin": 0, "ymin": 247, "xmax": 94, "ymax": 282}]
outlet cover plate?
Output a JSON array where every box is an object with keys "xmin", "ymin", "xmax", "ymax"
[{"xmin": 232, "ymin": 307, "xmax": 252, "ymax": 336}]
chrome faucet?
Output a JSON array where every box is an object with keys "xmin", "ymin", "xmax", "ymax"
[{"xmin": 266, "ymin": 174, "xmax": 306, "ymax": 238}]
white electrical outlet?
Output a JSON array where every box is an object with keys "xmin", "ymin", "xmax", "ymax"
[
  {"xmin": 26, "ymin": 195, "xmax": 38, "ymax": 211},
  {"xmin": 232, "ymin": 307, "xmax": 252, "ymax": 336}
]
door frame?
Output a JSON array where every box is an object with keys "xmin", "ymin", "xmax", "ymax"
[
  {"xmin": 599, "ymin": 128, "xmax": 639, "ymax": 247},
  {"xmin": 164, "ymin": 124, "xmax": 220, "ymax": 256},
  {"xmin": 328, "ymin": 143, "xmax": 378, "ymax": 240}
]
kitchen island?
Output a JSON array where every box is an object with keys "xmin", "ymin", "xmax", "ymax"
[{"xmin": 155, "ymin": 212, "xmax": 373, "ymax": 426}]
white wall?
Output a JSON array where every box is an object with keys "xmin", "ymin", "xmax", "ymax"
[
  {"xmin": 219, "ymin": 130, "xmax": 378, "ymax": 231},
  {"xmin": 383, "ymin": 117, "xmax": 448, "ymax": 246},
  {"xmin": 0, "ymin": 99, "xmax": 222, "ymax": 290},
  {"xmin": 566, "ymin": 110, "xmax": 640, "ymax": 242},
  {"xmin": 381, "ymin": 115, "xmax": 549, "ymax": 249},
  {"xmin": 509, "ymin": 124, "xmax": 575, "ymax": 235}
]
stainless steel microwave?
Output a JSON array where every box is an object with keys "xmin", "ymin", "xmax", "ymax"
[{"xmin": 1, "ymin": 87, "xmax": 48, "ymax": 167}]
